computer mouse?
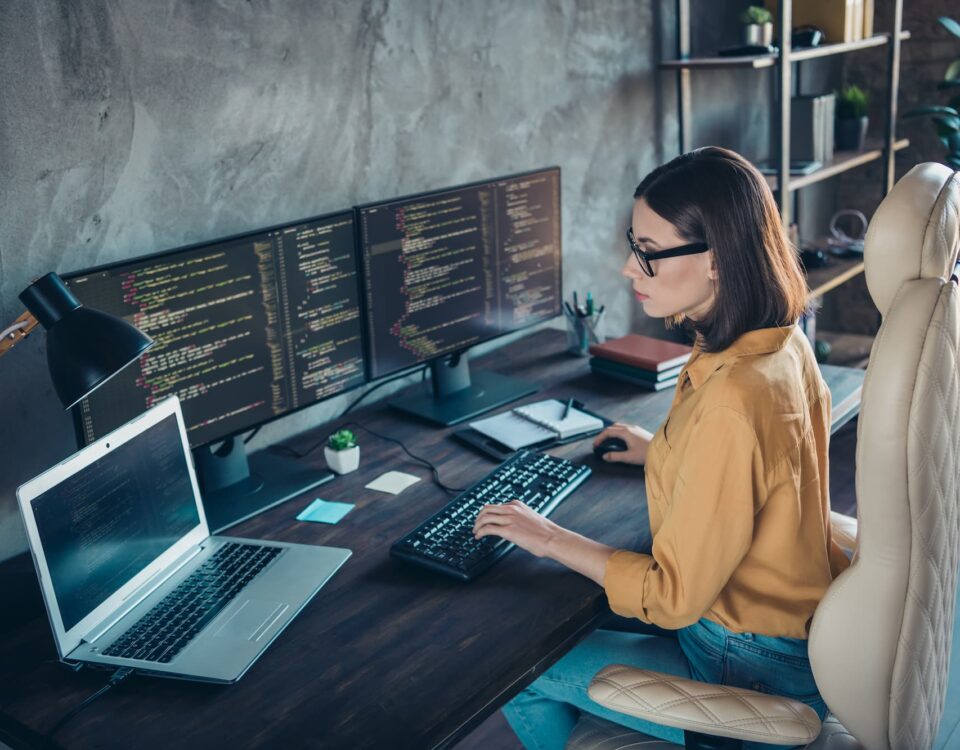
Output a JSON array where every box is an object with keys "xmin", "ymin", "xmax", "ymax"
[{"xmin": 594, "ymin": 436, "xmax": 628, "ymax": 459}]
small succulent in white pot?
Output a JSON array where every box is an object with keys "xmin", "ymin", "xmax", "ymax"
[{"xmin": 324, "ymin": 428, "xmax": 359, "ymax": 475}]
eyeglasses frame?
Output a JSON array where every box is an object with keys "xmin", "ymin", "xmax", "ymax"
[{"xmin": 626, "ymin": 226, "xmax": 710, "ymax": 277}]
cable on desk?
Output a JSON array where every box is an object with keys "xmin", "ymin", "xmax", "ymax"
[
  {"xmin": 271, "ymin": 366, "xmax": 428, "ymax": 460},
  {"xmin": 46, "ymin": 667, "xmax": 132, "ymax": 741},
  {"xmin": 348, "ymin": 422, "xmax": 467, "ymax": 494}
]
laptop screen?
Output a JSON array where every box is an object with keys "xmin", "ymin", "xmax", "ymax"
[{"xmin": 28, "ymin": 413, "xmax": 200, "ymax": 632}]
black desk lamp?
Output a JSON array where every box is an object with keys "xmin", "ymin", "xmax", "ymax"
[{"xmin": 0, "ymin": 272, "xmax": 153, "ymax": 409}]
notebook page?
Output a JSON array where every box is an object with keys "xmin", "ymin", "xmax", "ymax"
[
  {"xmin": 468, "ymin": 411, "xmax": 556, "ymax": 451},
  {"xmin": 514, "ymin": 399, "xmax": 604, "ymax": 440}
]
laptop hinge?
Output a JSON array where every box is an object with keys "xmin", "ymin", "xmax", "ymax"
[{"xmin": 82, "ymin": 544, "xmax": 204, "ymax": 644}]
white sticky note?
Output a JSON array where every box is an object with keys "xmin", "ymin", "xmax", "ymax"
[{"xmin": 365, "ymin": 470, "xmax": 421, "ymax": 495}]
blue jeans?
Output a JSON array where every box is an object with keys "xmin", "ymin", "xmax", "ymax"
[{"xmin": 502, "ymin": 616, "xmax": 827, "ymax": 750}]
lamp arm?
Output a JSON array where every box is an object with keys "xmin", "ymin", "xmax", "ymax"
[{"xmin": 0, "ymin": 311, "xmax": 40, "ymax": 357}]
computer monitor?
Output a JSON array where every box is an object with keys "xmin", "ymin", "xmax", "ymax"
[
  {"xmin": 357, "ymin": 166, "xmax": 562, "ymax": 424},
  {"xmin": 64, "ymin": 210, "xmax": 365, "ymax": 531}
]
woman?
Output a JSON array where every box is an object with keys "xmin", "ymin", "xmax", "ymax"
[{"xmin": 473, "ymin": 147, "xmax": 851, "ymax": 750}]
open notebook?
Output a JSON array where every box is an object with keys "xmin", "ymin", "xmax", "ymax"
[{"xmin": 469, "ymin": 399, "xmax": 604, "ymax": 451}]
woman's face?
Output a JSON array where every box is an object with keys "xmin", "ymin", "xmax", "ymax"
[{"xmin": 622, "ymin": 198, "xmax": 717, "ymax": 321}]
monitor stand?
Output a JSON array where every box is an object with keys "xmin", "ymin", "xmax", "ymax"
[
  {"xmin": 194, "ymin": 438, "xmax": 334, "ymax": 533},
  {"xmin": 390, "ymin": 351, "xmax": 537, "ymax": 426}
]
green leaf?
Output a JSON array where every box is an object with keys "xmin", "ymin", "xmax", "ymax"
[
  {"xmin": 903, "ymin": 105, "xmax": 960, "ymax": 118},
  {"xmin": 931, "ymin": 115, "xmax": 960, "ymax": 137},
  {"xmin": 933, "ymin": 115, "xmax": 960, "ymax": 134},
  {"xmin": 937, "ymin": 80, "xmax": 960, "ymax": 91},
  {"xmin": 947, "ymin": 59, "xmax": 960, "ymax": 82},
  {"xmin": 940, "ymin": 17, "xmax": 960, "ymax": 39},
  {"xmin": 950, "ymin": 95, "xmax": 960, "ymax": 112}
]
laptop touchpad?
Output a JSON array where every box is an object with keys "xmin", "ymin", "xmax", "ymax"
[{"xmin": 214, "ymin": 599, "xmax": 289, "ymax": 642}]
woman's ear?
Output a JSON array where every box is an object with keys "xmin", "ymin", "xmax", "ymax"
[{"xmin": 706, "ymin": 250, "xmax": 719, "ymax": 281}]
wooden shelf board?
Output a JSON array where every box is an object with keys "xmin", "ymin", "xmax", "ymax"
[
  {"xmin": 806, "ymin": 257, "xmax": 865, "ymax": 299},
  {"xmin": 659, "ymin": 31, "xmax": 910, "ymax": 70},
  {"xmin": 789, "ymin": 31, "xmax": 910, "ymax": 62},
  {"xmin": 659, "ymin": 55, "xmax": 776, "ymax": 70},
  {"xmin": 765, "ymin": 138, "xmax": 909, "ymax": 192}
]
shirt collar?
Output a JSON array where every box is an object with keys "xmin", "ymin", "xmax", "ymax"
[{"xmin": 684, "ymin": 325, "xmax": 796, "ymax": 390}]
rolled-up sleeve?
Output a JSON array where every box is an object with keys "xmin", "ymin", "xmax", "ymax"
[{"xmin": 603, "ymin": 407, "xmax": 764, "ymax": 628}]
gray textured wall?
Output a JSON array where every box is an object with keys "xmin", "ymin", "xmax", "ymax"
[{"xmin": 0, "ymin": 0, "xmax": 760, "ymax": 562}]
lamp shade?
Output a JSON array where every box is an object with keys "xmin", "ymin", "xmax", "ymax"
[{"xmin": 19, "ymin": 272, "xmax": 153, "ymax": 409}]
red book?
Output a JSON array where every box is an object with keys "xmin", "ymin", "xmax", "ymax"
[{"xmin": 589, "ymin": 333, "xmax": 692, "ymax": 372}]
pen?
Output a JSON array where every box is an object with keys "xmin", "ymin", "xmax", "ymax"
[
  {"xmin": 573, "ymin": 290, "xmax": 579, "ymax": 314},
  {"xmin": 586, "ymin": 292, "xmax": 594, "ymax": 315},
  {"xmin": 562, "ymin": 397, "xmax": 573, "ymax": 419},
  {"xmin": 563, "ymin": 301, "xmax": 576, "ymax": 317}
]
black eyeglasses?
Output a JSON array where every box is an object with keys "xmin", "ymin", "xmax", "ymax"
[{"xmin": 626, "ymin": 226, "xmax": 710, "ymax": 277}]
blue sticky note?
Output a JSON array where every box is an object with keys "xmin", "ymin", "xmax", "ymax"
[{"xmin": 296, "ymin": 498, "xmax": 355, "ymax": 524}]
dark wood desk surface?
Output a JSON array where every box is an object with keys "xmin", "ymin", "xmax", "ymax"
[{"xmin": 0, "ymin": 329, "xmax": 862, "ymax": 750}]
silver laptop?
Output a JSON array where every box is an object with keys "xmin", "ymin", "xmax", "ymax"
[{"xmin": 17, "ymin": 395, "xmax": 350, "ymax": 683}]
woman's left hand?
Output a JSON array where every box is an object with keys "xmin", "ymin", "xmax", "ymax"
[{"xmin": 473, "ymin": 500, "xmax": 560, "ymax": 558}]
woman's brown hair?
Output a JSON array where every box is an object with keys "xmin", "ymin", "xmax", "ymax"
[{"xmin": 634, "ymin": 146, "xmax": 808, "ymax": 352}]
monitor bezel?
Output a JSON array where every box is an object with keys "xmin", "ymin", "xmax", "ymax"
[
  {"xmin": 354, "ymin": 165, "xmax": 562, "ymax": 382},
  {"xmin": 63, "ymin": 208, "xmax": 369, "ymax": 451}
]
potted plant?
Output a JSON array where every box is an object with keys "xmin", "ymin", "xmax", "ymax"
[
  {"xmin": 835, "ymin": 84, "xmax": 870, "ymax": 152},
  {"xmin": 741, "ymin": 5, "xmax": 773, "ymax": 47},
  {"xmin": 324, "ymin": 428, "xmax": 359, "ymax": 475},
  {"xmin": 902, "ymin": 17, "xmax": 960, "ymax": 169}
]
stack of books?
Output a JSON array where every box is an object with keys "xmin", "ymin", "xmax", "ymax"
[{"xmin": 588, "ymin": 334, "xmax": 693, "ymax": 391}]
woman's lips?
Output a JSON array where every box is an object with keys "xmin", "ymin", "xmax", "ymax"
[{"xmin": 635, "ymin": 292, "xmax": 649, "ymax": 301}]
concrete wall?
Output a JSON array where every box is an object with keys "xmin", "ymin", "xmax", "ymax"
[{"xmin": 0, "ymin": 0, "xmax": 762, "ymax": 562}]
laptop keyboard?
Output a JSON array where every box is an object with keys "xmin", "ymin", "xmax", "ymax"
[{"xmin": 102, "ymin": 542, "xmax": 281, "ymax": 664}]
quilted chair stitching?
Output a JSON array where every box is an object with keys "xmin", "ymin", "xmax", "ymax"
[
  {"xmin": 592, "ymin": 674, "xmax": 816, "ymax": 742},
  {"xmin": 890, "ymin": 287, "xmax": 960, "ymax": 750},
  {"xmin": 595, "ymin": 670, "xmax": 814, "ymax": 739},
  {"xmin": 921, "ymin": 172, "xmax": 959, "ymax": 280},
  {"xmin": 592, "ymin": 681, "xmax": 814, "ymax": 741}
]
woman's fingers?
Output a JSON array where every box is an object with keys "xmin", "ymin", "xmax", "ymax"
[
  {"xmin": 592, "ymin": 423, "xmax": 629, "ymax": 447},
  {"xmin": 474, "ymin": 501, "xmax": 523, "ymax": 535}
]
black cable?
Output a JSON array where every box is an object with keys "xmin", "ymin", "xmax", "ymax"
[
  {"xmin": 47, "ymin": 667, "xmax": 132, "ymax": 741},
  {"xmin": 348, "ymin": 422, "xmax": 466, "ymax": 494},
  {"xmin": 341, "ymin": 366, "xmax": 428, "ymax": 417},
  {"xmin": 273, "ymin": 418, "xmax": 464, "ymax": 494},
  {"xmin": 242, "ymin": 426, "xmax": 261, "ymax": 445},
  {"xmin": 270, "ymin": 367, "xmax": 428, "ymax": 460}
]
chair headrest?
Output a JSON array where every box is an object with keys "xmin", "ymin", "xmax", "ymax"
[{"xmin": 864, "ymin": 163, "xmax": 960, "ymax": 316}]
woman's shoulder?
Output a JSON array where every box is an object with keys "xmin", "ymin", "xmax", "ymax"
[{"xmin": 697, "ymin": 341, "xmax": 823, "ymax": 445}]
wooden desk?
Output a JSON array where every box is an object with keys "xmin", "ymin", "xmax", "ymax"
[{"xmin": 0, "ymin": 329, "xmax": 863, "ymax": 750}]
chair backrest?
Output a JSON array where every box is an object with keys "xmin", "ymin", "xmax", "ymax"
[{"xmin": 808, "ymin": 163, "xmax": 960, "ymax": 750}]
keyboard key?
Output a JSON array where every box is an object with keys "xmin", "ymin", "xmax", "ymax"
[
  {"xmin": 390, "ymin": 450, "xmax": 590, "ymax": 581},
  {"xmin": 103, "ymin": 543, "xmax": 281, "ymax": 663}
]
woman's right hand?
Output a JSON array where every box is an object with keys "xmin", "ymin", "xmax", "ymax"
[{"xmin": 592, "ymin": 423, "xmax": 654, "ymax": 465}]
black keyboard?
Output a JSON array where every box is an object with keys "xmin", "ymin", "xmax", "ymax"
[
  {"xmin": 103, "ymin": 542, "xmax": 282, "ymax": 663},
  {"xmin": 391, "ymin": 450, "xmax": 590, "ymax": 581}
]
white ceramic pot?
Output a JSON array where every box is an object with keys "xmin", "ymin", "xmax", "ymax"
[{"xmin": 324, "ymin": 445, "xmax": 360, "ymax": 475}]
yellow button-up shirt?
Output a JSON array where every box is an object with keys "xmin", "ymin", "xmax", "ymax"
[{"xmin": 603, "ymin": 325, "xmax": 851, "ymax": 638}]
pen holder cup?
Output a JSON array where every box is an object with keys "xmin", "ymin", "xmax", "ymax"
[{"xmin": 565, "ymin": 311, "xmax": 604, "ymax": 356}]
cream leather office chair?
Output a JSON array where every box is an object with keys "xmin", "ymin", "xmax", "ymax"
[{"xmin": 565, "ymin": 162, "xmax": 960, "ymax": 750}]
